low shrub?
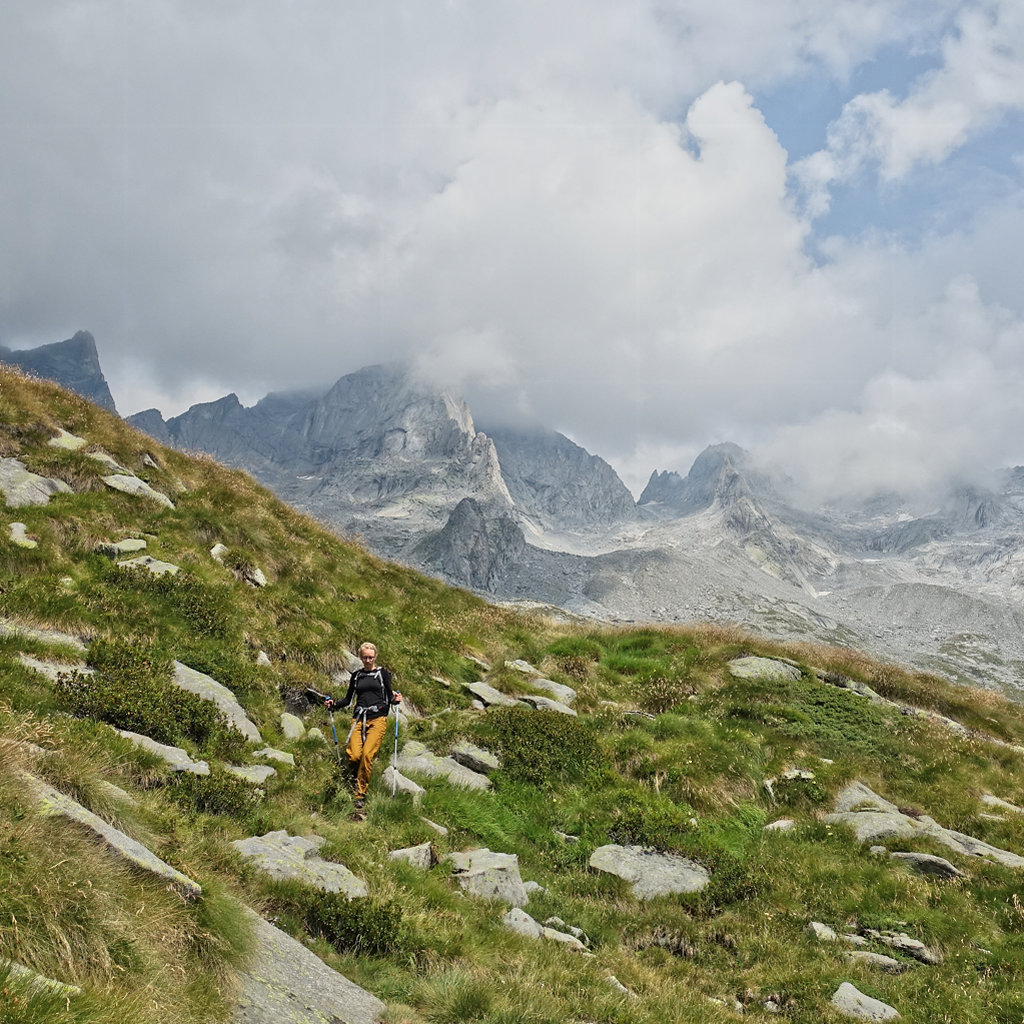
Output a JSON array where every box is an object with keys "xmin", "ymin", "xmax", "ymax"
[
  {"xmin": 54, "ymin": 636, "xmax": 244, "ymax": 755},
  {"xmin": 486, "ymin": 706, "xmax": 601, "ymax": 788},
  {"xmin": 166, "ymin": 771, "xmax": 265, "ymax": 820},
  {"xmin": 278, "ymin": 887, "xmax": 406, "ymax": 956}
]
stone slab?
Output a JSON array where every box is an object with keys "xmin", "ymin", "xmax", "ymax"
[
  {"xmin": 727, "ymin": 656, "xmax": 801, "ymax": 682},
  {"xmin": 232, "ymin": 831, "xmax": 366, "ymax": 897},
  {"xmin": 174, "ymin": 661, "xmax": 262, "ymax": 743},
  {"xmin": 589, "ymin": 844, "xmax": 710, "ymax": 898},
  {"xmin": 0, "ymin": 617, "xmax": 87, "ymax": 651},
  {"xmin": 234, "ymin": 908, "xmax": 385, "ymax": 1024},
  {"xmin": 395, "ymin": 740, "xmax": 491, "ymax": 790},
  {"xmin": 26, "ymin": 774, "xmax": 201, "ymax": 898},
  {"xmin": 116, "ymin": 729, "xmax": 210, "ymax": 775},
  {"xmin": 102, "ymin": 474, "xmax": 175, "ymax": 509},
  {"xmin": 0, "ymin": 457, "xmax": 72, "ymax": 507}
]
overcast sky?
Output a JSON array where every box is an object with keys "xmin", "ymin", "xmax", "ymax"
[{"xmin": 2, "ymin": 1, "xmax": 1023, "ymax": 498}]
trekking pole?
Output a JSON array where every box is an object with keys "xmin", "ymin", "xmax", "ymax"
[
  {"xmin": 392, "ymin": 697, "xmax": 401, "ymax": 797},
  {"xmin": 326, "ymin": 703, "xmax": 342, "ymax": 762}
]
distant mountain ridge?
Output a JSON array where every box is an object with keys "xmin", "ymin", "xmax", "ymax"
[{"xmin": 13, "ymin": 331, "xmax": 1024, "ymax": 694}]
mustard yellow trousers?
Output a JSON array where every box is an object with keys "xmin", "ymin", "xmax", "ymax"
[{"xmin": 346, "ymin": 714, "xmax": 389, "ymax": 800}]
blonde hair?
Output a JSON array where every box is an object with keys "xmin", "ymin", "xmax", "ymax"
[{"xmin": 358, "ymin": 642, "xmax": 377, "ymax": 656}]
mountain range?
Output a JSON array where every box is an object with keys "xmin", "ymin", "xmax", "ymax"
[{"xmin": 5, "ymin": 333, "xmax": 1024, "ymax": 694}]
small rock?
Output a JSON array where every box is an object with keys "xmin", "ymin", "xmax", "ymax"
[
  {"xmin": 866, "ymin": 930, "xmax": 942, "ymax": 965},
  {"xmin": 807, "ymin": 921, "xmax": 838, "ymax": 942},
  {"xmin": 389, "ymin": 842, "xmax": 434, "ymax": 870},
  {"xmin": 554, "ymin": 830, "xmax": 580, "ymax": 843},
  {"xmin": 210, "ymin": 543, "xmax": 229, "ymax": 563},
  {"xmin": 888, "ymin": 852, "xmax": 963, "ymax": 879},
  {"xmin": 225, "ymin": 764, "xmax": 277, "ymax": 785},
  {"xmin": 529, "ymin": 678, "xmax": 577, "ymax": 704},
  {"xmin": 281, "ymin": 713, "xmax": 305, "ymax": 740},
  {"xmin": 86, "ymin": 450, "xmax": 129, "ymax": 473},
  {"xmin": 727, "ymin": 656, "xmax": 801, "ymax": 682},
  {"xmin": 981, "ymin": 793, "xmax": 1024, "ymax": 815},
  {"xmin": 116, "ymin": 730, "xmax": 210, "ymax": 775},
  {"xmin": 503, "ymin": 907, "xmax": 544, "ymax": 939},
  {"xmin": 8, "ymin": 522, "xmax": 37, "ymax": 548},
  {"xmin": 421, "ymin": 817, "xmax": 449, "ymax": 836},
  {"xmin": 254, "ymin": 747, "xmax": 295, "ymax": 766},
  {"xmin": 450, "ymin": 740, "xmax": 500, "ymax": 775},
  {"xmin": 306, "ymin": 727, "xmax": 325, "ymax": 742},
  {"xmin": 505, "ymin": 659, "xmax": 540, "ymax": 676},
  {"xmin": 102, "ymin": 474, "xmax": 174, "ymax": 509},
  {"xmin": 870, "ymin": 846, "xmax": 889, "ymax": 857},
  {"xmin": 516, "ymin": 693, "xmax": 577, "ymax": 716},
  {"xmin": 463, "ymin": 680, "xmax": 519, "ymax": 707},
  {"xmin": 446, "ymin": 848, "xmax": 528, "ymax": 906},
  {"xmin": 845, "ymin": 951, "xmax": 908, "ymax": 973},
  {"xmin": 764, "ymin": 818, "xmax": 796, "ymax": 832},
  {"xmin": 117, "ymin": 554, "xmax": 180, "ymax": 576},
  {"xmin": 95, "ymin": 537, "xmax": 147, "ymax": 556},
  {"xmin": 256, "ymin": 650, "xmax": 272, "ymax": 666},
  {"xmin": 47, "ymin": 428, "xmax": 88, "ymax": 451},
  {"xmin": 607, "ymin": 975, "xmax": 637, "ymax": 998},
  {"xmin": 381, "ymin": 766, "xmax": 425, "ymax": 800},
  {"xmin": 830, "ymin": 981, "xmax": 900, "ymax": 1020},
  {"xmin": 523, "ymin": 880, "xmax": 546, "ymax": 895}
]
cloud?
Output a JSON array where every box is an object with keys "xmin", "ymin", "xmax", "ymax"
[
  {"xmin": 1, "ymin": 0, "xmax": 1022, "ymax": 502},
  {"xmin": 796, "ymin": 0, "xmax": 1024, "ymax": 213}
]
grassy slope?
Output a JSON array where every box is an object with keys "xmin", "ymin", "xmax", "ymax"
[{"xmin": 1, "ymin": 365, "xmax": 1023, "ymax": 1024}]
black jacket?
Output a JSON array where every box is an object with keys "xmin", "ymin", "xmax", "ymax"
[{"xmin": 340, "ymin": 667, "xmax": 395, "ymax": 720}]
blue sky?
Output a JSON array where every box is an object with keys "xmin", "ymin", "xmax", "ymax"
[{"xmin": 1, "ymin": 0, "xmax": 1022, "ymax": 498}]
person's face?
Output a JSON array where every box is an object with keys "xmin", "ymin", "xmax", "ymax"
[{"xmin": 360, "ymin": 648, "xmax": 376, "ymax": 666}]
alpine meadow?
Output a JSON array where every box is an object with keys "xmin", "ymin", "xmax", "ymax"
[{"xmin": 3, "ymin": 365, "xmax": 1024, "ymax": 1024}]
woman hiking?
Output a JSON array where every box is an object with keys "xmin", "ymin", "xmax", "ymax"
[{"xmin": 326, "ymin": 642, "xmax": 401, "ymax": 817}]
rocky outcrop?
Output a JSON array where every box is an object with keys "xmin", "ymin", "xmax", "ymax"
[
  {"xmin": 26, "ymin": 774, "xmax": 201, "ymax": 898},
  {"xmin": 394, "ymin": 740, "xmax": 492, "ymax": 790},
  {"xmin": 0, "ymin": 457, "xmax": 73, "ymax": 507},
  {"xmin": 445, "ymin": 848, "xmax": 529, "ymax": 906},
  {"xmin": 231, "ymin": 831, "xmax": 366, "ymax": 896},
  {"xmin": 172, "ymin": 661, "xmax": 262, "ymax": 743},
  {"xmin": 0, "ymin": 331, "xmax": 117, "ymax": 413},
  {"xmin": 483, "ymin": 424, "xmax": 636, "ymax": 529},
  {"xmin": 826, "ymin": 782, "xmax": 1024, "ymax": 869},
  {"xmin": 116, "ymin": 730, "xmax": 211, "ymax": 775},
  {"xmin": 235, "ymin": 908, "xmax": 385, "ymax": 1024},
  {"xmin": 416, "ymin": 498, "xmax": 525, "ymax": 591},
  {"xmin": 831, "ymin": 982, "xmax": 900, "ymax": 1020}
]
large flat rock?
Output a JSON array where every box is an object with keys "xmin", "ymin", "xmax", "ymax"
[
  {"xmin": 589, "ymin": 844, "xmax": 710, "ymax": 898},
  {"xmin": 395, "ymin": 740, "xmax": 491, "ymax": 790},
  {"xmin": 102, "ymin": 473, "xmax": 175, "ymax": 509},
  {"xmin": 445, "ymin": 848, "xmax": 528, "ymax": 906},
  {"xmin": 232, "ymin": 831, "xmax": 367, "ymax": 897},
  {"xmin": 26, "ymin": 774, "xmax": 201, "ymax": 898},
  {"xmin": 826, "ymin": 781, "xmax": 1024, "ymax": 869},
  {"xmin": 235, "ymin": 908, "xmax": 384, "ymax": 1024},
  {"xmin": 727, "ymin": 656, "xmax": 802, "ymax": 682},
  {"xmin": 0, "ymin": 457, "xmax": 72, "ymax": 507},
  {"xmin": 116, "ymin": 729, "xmax": 211, "ymax": 775},
  {"xmin": 0, "ymin": 617, "xmax": 87, "ymax": 652}
]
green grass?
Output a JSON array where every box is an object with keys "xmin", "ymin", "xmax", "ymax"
[{"xmin": 3, "ymin": 365, "xmax": 1024, "ymax": 1022}]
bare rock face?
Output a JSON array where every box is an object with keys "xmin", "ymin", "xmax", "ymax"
[
  {"xmin": 0, "ymin": 331, "xmax": 117, "ymax": 413},
  {"xmin": 417, "ymin": 498, "xmax": 526, "ymax": 591},
  {"xmin": 483, "ymin": 424, "xmax": 636, "ymax": 530}
]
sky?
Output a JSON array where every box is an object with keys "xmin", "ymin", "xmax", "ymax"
[{"xmin": 2, "ymin": 1, "xmax": 1023, "ymax": 500}]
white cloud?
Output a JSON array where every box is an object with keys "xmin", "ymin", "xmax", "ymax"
[
  {"xmin": 2, "ymin": 1, "xmax": 1023, "ymax": 502},
  {"xmin": 797, "ymin": 0, "xmax": 1024, "ymax": 212}
]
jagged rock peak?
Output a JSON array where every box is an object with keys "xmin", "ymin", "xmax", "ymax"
[
  {"xmin": 416, "ymin": 497, "xmax": 526, "ymax": 591},
  {"xmin": 639, "ymin": 442, "xmax": 781, "ymax": 512},
  {"xmin": 482, "ymin": 423, "xmax": 636, "ymax": 529},
  {"xmin": 0, "ymin": 330, "xmax": 117, "ymax": 413}
]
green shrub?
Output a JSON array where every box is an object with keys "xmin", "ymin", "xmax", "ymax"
[
  {"xmin": 54, "ymin": 636, "xmax": 243, "ymax": 754},
  {"xmin": 285, "ymin": 888, "xmax": 406, "ymax": 956},
  {"xmin": 166, "ymin": 771, "xmax": 265, "ymax": 820},
  {"xmin": 105, "ymin": 566, "xmax": 234, "ymax": 639},
  {"xmin": 486, "ymin": 706, "xmax": 601, "ymax": 788},
  {"xmin": 608, "ymin": 791, "xmax": 696, "ymax": 850}
]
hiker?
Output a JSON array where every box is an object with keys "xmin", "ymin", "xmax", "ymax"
[{"xmin": 326, "ymin": 642, "xmax": 401, "ymax": 814}]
